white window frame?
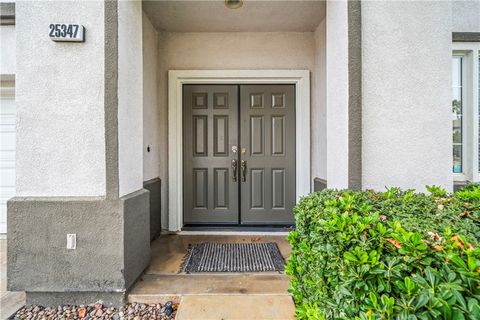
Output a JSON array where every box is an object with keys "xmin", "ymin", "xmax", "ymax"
[
  {"xmin": 452, "ymin": 53, "xmax": 467, "ymax": 180},
  {"xmin": 452, "ymin": 43, "xmax": 480, "ymax": 183}
]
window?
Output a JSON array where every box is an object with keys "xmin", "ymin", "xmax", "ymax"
[
  {"xmin": 452, "ymin": 43, "xmax": 480, "ymax": 182},
  {"xmin": 452, "ymin": 56, "xmax": 463, "ymax": 173}
]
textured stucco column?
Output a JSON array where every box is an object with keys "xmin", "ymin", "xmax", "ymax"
[
  {"xmin": 8, "ymin": 1, "xmax": 150, "ymax": 306},
  {"xmin": 361, "ymin": 1, "xmax": 453, "ymax": 191},
  {"xmin": 326, "ymin": 0, "xmax": 362, "ymax": 189}
]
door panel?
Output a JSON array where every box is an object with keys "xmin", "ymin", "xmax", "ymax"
[
  {"xmin": 250, "ymin": 169, "xmax": 265, "ymax": 208},
  {"xmin": 213, "ymin": 116, "xmax": 229, "ymax": 156},
  {"xmin": 240, "ymin": 85, "xmax": 295, "ymax": 224},
  {"xmin": 183, "ymin": 85, "xmax": 239, "ymax": 224},
  {"xmin": 250, "ymin": 116, "xmax": 264, "ymax": 155}
]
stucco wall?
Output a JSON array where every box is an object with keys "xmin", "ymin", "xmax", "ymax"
[
  {"xmin": 142, "ymin": 13, "xmax": 160, "ymax": 181},
  {"xmin": 326, "ymin": 0, "xmax": 349, "ymax": 189},
  {"xmin": 362, "ymin": 1, "xmax": 453, "ymax": 191},
  {"xmin": 118, "ymin": 1, "xmax": 143, "ymax": 197},
  {"xmin": 157, "ymin": 31, "xmax": 316, "ymax": 228},
  {"xmin": 312, "ymin": 20, "xmax": 327, "ymax": 182},
  {"xmin": 452, "ymin": 0, "xmax": 480, "ymax": 32},
  {"xmin": 0, "ymin": 25, "xmax": 15, "ymax": 75},
  {"xmin": 15, "ymin": 1, "xmax": 106, "ymax": 197}
]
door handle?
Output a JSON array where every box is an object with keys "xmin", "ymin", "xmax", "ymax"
[
  {"xmin": 231, "ymin": 159, "xmax": 238, "ymax": 182},
  {"xmin": 241, "ymin": 160, "xmax": 247, "ymax": 182}
]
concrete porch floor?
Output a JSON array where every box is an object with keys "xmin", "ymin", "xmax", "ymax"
[
  {"xmin": 0, "ymin": 235, "xmax": 295, "ymax": 319},
  {"xmin": 128, "ymin": 234, "xmax": 295, "ymax": 319}
]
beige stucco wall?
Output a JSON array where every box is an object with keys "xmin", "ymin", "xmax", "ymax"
[
  {"xmin": 15, "ymin": 1, "xmax": 145, "ymax": 198},
  {"xmin": 15, "ymin": 1, "xmax": 106, "ymax": 197},
  {"xmin": 157, "ymin": 31, "xmax": 316, "ymax": 228},
  {"xmin": 452, "ymin": 0, "xmax": 480, "ymax": 32},
  {"xmin": 362, "ymin": 0, "xmax": 453, "ymax": 191},
  {"xmin": 142, "ymin": 13, "xmax": 160, "ymax": 182}
]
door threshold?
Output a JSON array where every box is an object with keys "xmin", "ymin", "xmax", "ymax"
[
  {"xmin": 173, "ymin": 230, "xmax": 292, "ymax": 236},
  {"xmin": 174, "ymin": 225, "xmax": 294, "ymax": 235}
]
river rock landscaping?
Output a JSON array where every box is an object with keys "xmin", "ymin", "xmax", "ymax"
[
  {"xmin": 287, "ymin": 184, "xmax": 480, "ymax": 319},
  {"xmin": 10, "ymin": 301, "xmax": 177, "ymax": 320}
]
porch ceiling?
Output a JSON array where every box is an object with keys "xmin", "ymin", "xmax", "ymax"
[{"xmin": 142, "ymin": 0, "xmax": 326, "ymax": 32}]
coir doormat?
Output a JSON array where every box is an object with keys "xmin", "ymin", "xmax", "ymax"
[{"xmin": 181, "ymin": 242, "xmax": 285, "ymax": 273}]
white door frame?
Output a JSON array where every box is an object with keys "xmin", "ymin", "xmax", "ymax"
[{"xmin": 168, "ymin": 70, "xmax": 311, "ymax": 231}]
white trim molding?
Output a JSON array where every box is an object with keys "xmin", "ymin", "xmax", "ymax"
[
  {"xmin": 453, "ymin": 43, "xmax": 480, "ymax": 183},
  {"xmin": 168, "ymin": 69, "xmax": 311, "ymax": 231}
]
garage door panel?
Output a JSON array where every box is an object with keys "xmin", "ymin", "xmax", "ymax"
[
  {"xmin": 1, "ymin": 96, "xmax": 15, "ymax": 235},
  {"xmin": 0, "ymin": 167, "xmax": 14, "ymax": 185},
  {"xmin": 0, "ymin": 133, "xmax": 15, "ymax": 150}
]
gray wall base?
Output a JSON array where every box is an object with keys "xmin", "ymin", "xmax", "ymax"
[
  {"xmin": 143, "ymin": 178, "xmax": 161, "ymax": 240},
  {"xmin": 452, "ymin": 32, "xmax": 480, "ymax": 42},
  {"xmin": 7, "ymin": 189, "xmax": 150, "ymax": 305},
  {"xmin": 123, "ymin": 189, "xmax": 150, "ymax": 289},
  {"xmin": 453, "ymin": 181, "xmax": 469, "ymax": 192},
  {"xmin": 26, "ymin": 292, "xmax": 125, "ymax": 308},
  {"xmin": 313, "ymin": 178, "xmax": 327, "ymax": 192}
]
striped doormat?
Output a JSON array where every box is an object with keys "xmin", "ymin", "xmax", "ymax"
[{"xmin": 181, "ymin": 242, "xmax": 285, "ymax": 273}]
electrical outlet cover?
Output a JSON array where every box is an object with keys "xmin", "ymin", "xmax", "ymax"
[{"xmin": 67, "ymin": 234, "xmax": 76, "ymax": 250}]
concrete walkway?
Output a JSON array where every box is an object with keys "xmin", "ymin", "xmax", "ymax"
[
  {"xmin": 175, "ymin": 295, "xmax": 295, "ymax": 320},
  {"xmin": 128, "ymin": 234, "xmax": 296, "ymax": 320},
  {"xmin": 0, "ymin": 240, "xmax": 25, "ymax": 320}
]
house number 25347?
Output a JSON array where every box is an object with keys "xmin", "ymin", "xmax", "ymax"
[{"xmin": 49, "ymin": 24, "xmax": 85, "ymax": 42}]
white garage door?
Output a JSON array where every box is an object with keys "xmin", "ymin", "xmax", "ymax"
[{"xmin": 0, "ymin": 85, "xmax": 15, "ymax": 236}]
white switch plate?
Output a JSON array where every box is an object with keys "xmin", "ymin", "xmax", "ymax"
[{"xmin": 67, "ymin": 234, "xmax": 76, "ymax": 250}]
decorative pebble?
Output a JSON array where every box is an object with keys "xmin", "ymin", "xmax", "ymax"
[
  {"xmin": 12, "ymin": 302, "xmax": 177, "ymax": 320},
  {"xmin": 78, "ymin": 307, "xmax": 86, "ymax": 318}
]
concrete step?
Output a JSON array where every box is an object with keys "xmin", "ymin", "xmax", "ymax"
[
  {"xmin": 0, "ymin": 291, "xmax": 25, "ymax": 320},
  {"xmin": 127, "ymin": 273, "xmax": 291, "ymax": 304},
  {"xmin": 175, "ymin": 295, "xmax": 296, "ymax": 320}
]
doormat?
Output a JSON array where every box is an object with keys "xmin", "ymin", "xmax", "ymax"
[{"xmin": 181, "ymin": 242, "xmax": 285, "ymax": 273}]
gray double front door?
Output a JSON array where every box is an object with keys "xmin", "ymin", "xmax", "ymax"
[{"xmin": 183, "ymin": 84, "xmax": 296, "ymax": 225}]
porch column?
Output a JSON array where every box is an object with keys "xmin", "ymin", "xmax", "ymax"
[
  {"xmin": 361, "ymin": 1, "xmax": 453, "ymax": 191},
  {"xmin": 7, "ymin": 0, "xmax": 149, "ymax": 306},
  {"xmin": 326, "ymin": 0, "xmax": 362, "ymax": 189}
]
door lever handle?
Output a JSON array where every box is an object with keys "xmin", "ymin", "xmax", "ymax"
[
  {"xmin": 241, "ymin": 160, "xmax": 247, "ymax": 182},
  {"xmin": 231, "ymin": 159, "xmax": 238, "ymax": 182}
]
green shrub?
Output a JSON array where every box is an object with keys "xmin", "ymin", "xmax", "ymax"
[
  {"xmin": 286, "ymin": 187, "xmax": 480, "ymax": 320},
  {"xmin": 455, "ymin": 184, "xmax": 480, "ymax": 203}
]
